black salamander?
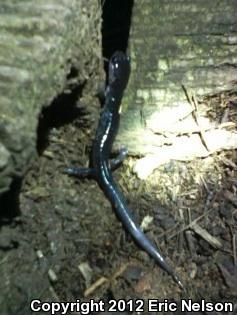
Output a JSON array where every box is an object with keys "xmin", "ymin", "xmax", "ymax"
[{"xmin": 67, "ymin": 51, "xmax": 184, "ymax": 289}]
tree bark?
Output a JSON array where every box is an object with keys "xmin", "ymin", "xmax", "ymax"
[
  {"xmin": 115, "ymin": 0, "xmax": 237, "ymax": 157},
  {"xmin": 0, "ymin": 0, "xmax": 102, "ymax": 194}
]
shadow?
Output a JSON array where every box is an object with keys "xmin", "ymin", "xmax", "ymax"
[
  {"xmin": 0, "ymin": 67, "xmax": 87, "ymax": 223},
  {"xmin": 0, "ymin": 178, "xmax": 22, "ymax": 224},
  {"xmin": 102, "ymin": 0, "xmax": 134, "ymax": 77},
  {"xmin": 36, "ymin": 78, "xmax": 87, "ymax": 154}
]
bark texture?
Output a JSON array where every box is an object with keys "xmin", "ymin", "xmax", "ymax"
[
  {"xmin": 0, "ymin": 1, "xmax": 102, "ymax": 194},
  {"xmin": 116, "ymin": 0, "xmax": 237, "ymax": 155}
]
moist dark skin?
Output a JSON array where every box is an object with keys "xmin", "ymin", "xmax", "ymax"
[{"xmin": 67, "ymin": 51, "xmax": 184, "ymax": 289}]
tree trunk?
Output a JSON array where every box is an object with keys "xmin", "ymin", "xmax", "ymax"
[
  {"xmin": 115, "ymin": 0, "xmax": 237, "ymax": 160},
  {"xmin": 0, "ymin": 0, "xmax": 102, "ymax": 194}
]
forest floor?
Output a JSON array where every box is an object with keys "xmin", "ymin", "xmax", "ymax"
[{"xmin": 0, "ymin": 92, "xmax": 237, "ymax": 315}]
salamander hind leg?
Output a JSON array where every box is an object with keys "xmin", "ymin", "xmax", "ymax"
[{"xmin": 109, "ymin": 147, "xmax": 128, "ymax": 171}]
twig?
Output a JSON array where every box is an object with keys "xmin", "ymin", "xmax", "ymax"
[
  {"xmin": 185, "ymin": 230, "xmax": 196, "ymax": 256},
  {"xmin": 182, "ymin": 85, "xmax": 210, "ymax": 152},
  {"xmin": 186, "ymin": 199, "xmax": 221, "ymax": 249},
  {"xmin": 199, "ymin": 174, "xmax": 210, "ymax": 193},
  {"xmin": 84, "ymin": 263, "xmax": 130, "ymax": 297},
  {"xmin": 161, "ymin": 190, "xmax": 220, "ymax": 241},
  {"xmin": 177, "ymin": 209, "xmax": 185, "ymax": 253},
  {"xmin": 161, "ymin": 209, "xmax": 213, "ymax": 241},
  {"xmin": 110, "ymin": 263, "xmax": 130, "ymax": 283},
  {"xmin": 190, "ymin": 222, "xmax": 222, "ymax": 249},
  {"xmin": 221, "ymin": 157, "xmax": 237, "ymax": 170},
  {"xmin": 221, "ymin": 108, "xmax": 229, "ymax": 123},
  {"xmin": 84, "ymin": 276, "xmax": 108, "ymax": 297}
]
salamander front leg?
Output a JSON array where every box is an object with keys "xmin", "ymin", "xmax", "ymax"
[
  {"xmin": 65, "ymin": 147, "xmax": 128, "ymax": 177},
  {"xmin": 65, "ymin": 166, "xmax": 96, "ymax": 178},
  {"xmin": 109, "ymin": 147, "xmax": 128, "ymax": 171}
]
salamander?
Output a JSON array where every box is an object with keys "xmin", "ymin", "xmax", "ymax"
[{"xmin": 66, "ymin": 51, "xmax": 184, "ymax": 289}]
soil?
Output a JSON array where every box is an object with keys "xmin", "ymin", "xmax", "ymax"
[{"xmin": 0, "ymin": 92, "xmax": 237, "ymax": 315}]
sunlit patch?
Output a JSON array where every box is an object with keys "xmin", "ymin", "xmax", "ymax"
[{"xmin": 132, "ymin": 101, "xmax": 237, "ymax": 180}]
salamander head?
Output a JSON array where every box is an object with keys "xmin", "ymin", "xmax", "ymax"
[{"xmin": 108, "ymin": 51, "xmax": 131, "ymax": 90}]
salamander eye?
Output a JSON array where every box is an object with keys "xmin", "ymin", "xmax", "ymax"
[
  {"xmin": 108, "ymin": 58, "xmax": 120, "ymax": 82},
  {"xmin": 111, "ymin": 56, "xmax": 123, "ymax": 77}
]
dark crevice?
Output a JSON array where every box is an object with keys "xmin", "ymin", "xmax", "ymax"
[
  {"xmin": 102, "ymin": 0, "xmax": 134, "ymax": 75},
  {"xmin": 0, "ymin": 178, "xmax": 22, "ymax": 224},
  {"xmin": 0, "ymin": 78, "xmax": 86, "ymax": 223},
  {"xmin": 36, "ymin": 81, "xmax": 86, "ymax": 154}
]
